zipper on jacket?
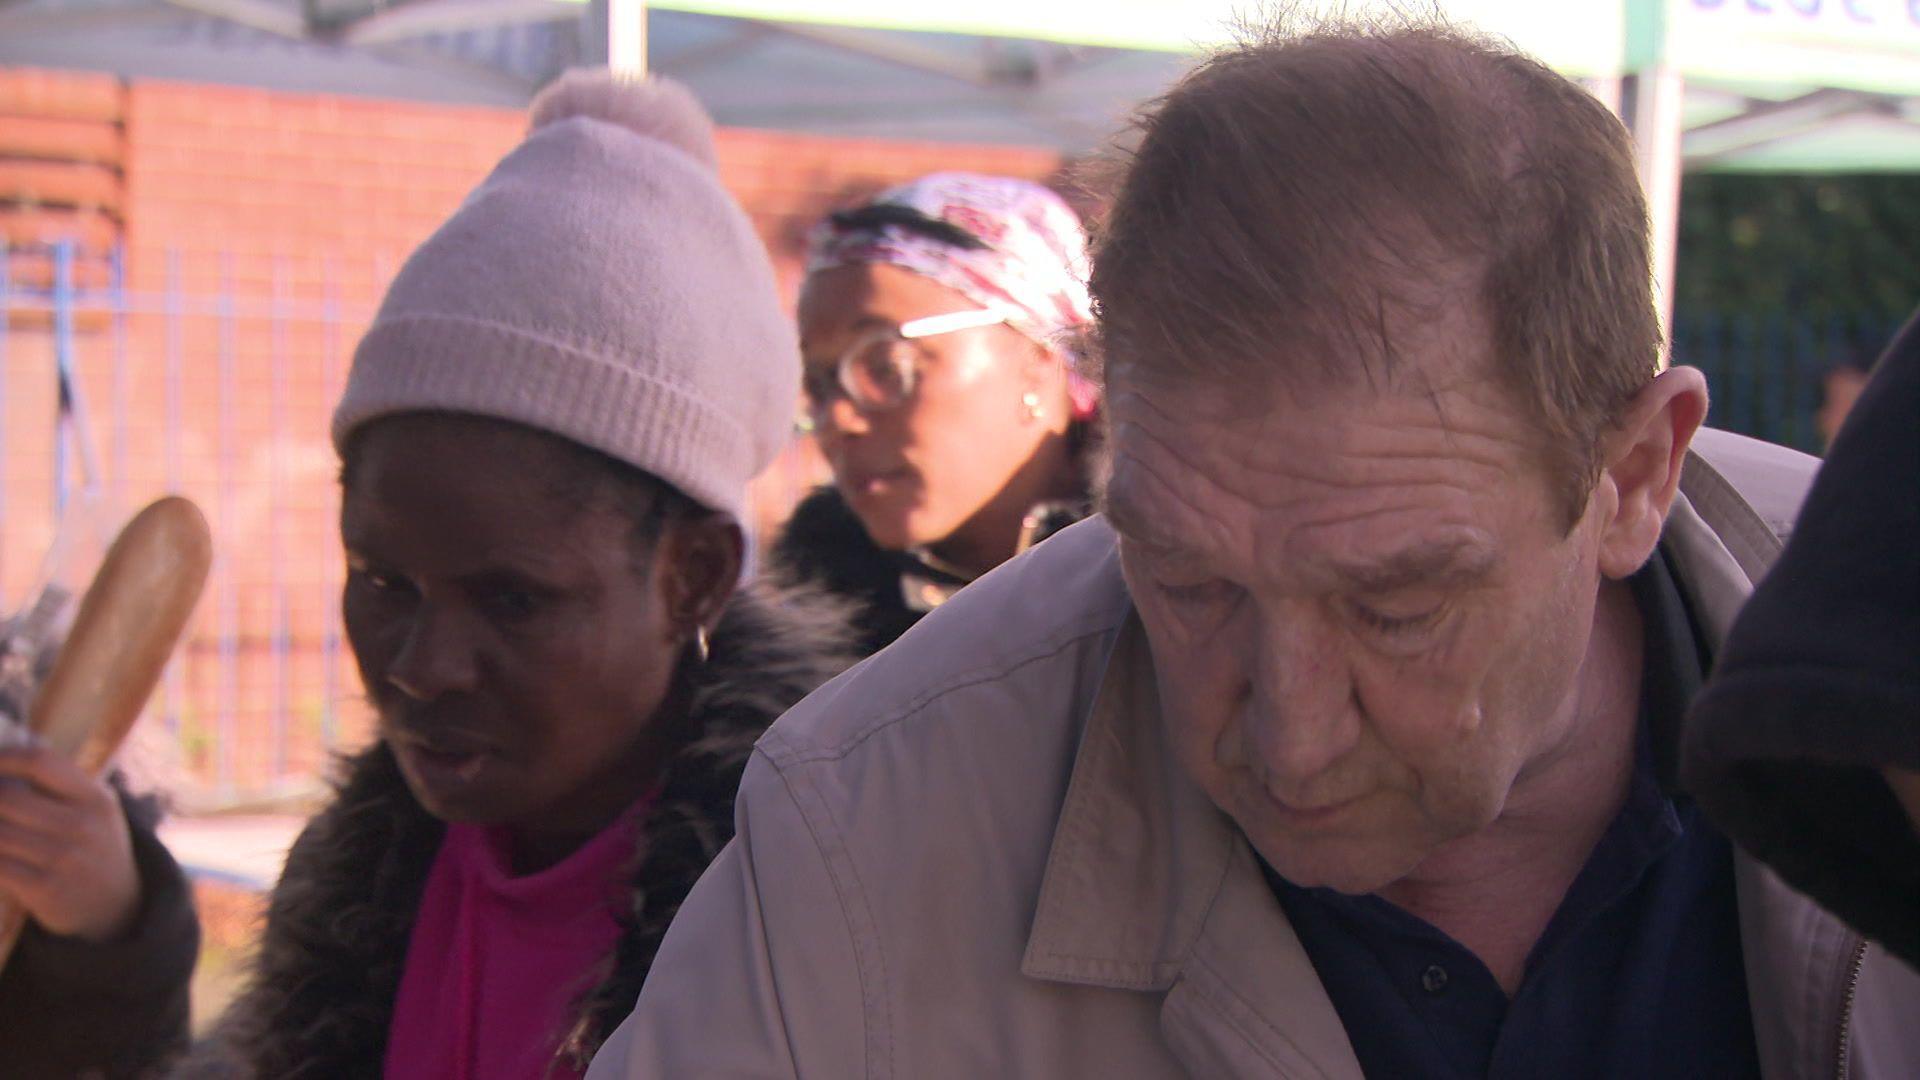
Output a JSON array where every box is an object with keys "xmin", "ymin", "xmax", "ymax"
[{"xmin": 1833, "ymin": 936, "xmax": 1868, "ymax": 1080}]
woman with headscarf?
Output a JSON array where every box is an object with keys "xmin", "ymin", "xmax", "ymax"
[
  {"xmin": 178, "ymin": 71, "xmax": 851, "ymax": 1078},
  {"xmin": 772, "ymin": 174, "xmax": 1098, "ymax": 655}
]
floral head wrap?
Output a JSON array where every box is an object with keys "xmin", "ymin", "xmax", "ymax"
[{"xmin": 806, "ymin": 172, "xmax": 1099, "ymax": 419}]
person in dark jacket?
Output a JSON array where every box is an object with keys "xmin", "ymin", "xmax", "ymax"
[
  {"xmin": 0, "ymin": 593, "xmax": 199, "ymax": 1080},
  {"xmin": 774, "ymin": 174, "xmax": 1099, "ymax": 655},
  {"xmin": 178, "ymin": 70, "xmax": 851, "ymax": 1078},
  {"xmin": 0, "ymin": 743, "xmax": 198, "ymax": 1079},
  {"xmin": 1684, "ymin": 307, "xmax": 1920, "ymax": 969}
]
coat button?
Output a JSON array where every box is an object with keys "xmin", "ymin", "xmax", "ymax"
[{"xmin": 1421, "ymin": 964, "xmax": 1449, "ymax": 994}]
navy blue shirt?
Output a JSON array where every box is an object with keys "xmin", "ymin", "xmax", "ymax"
[{"xmin": 1265, "ymin": 551, "xmax": 1761, "ymax": 1079}]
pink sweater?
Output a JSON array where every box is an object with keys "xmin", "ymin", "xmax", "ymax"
[{"xmin": 383, "ymin": 806, "xmax": 646, "ymax": 1079}]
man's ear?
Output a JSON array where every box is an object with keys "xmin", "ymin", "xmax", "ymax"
[
  {"xmin": 658, "ymin": 513, "xmax": 744, "ymax": 641},
  {"xmin": 1594, "ymin": 366, "xmax": 1710, "ymax": 579}
]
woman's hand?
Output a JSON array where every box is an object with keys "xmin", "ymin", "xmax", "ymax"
[{"xmin": 0, "ymin": 744, "xmax": 141, "ymax": 943}]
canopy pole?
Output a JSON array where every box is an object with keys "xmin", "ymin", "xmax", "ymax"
[
  {"xmin": 1625, "ymin": 65, "xmax": 1685, "ymax": 364},
  {"xmin": 584, "ymin": 0, "xmax": 647, "ymax": 76},
  {"xmin": 609, "ymin": 0, "xmax": 647, "ymax": 76}
]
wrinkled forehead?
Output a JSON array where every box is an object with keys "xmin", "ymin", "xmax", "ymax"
[
  {"xmin": 1101, "ymin": 355, "xmax": 1548, "ymax": 571},
  {"xmin": 1110, "ymin": 254, "xmax": 1494, "ymax": 387},
  {"xmin": 1101, "ymin": 271, "xmax": 1520, "ymax": 463},
  {"xmin": 1104, "ymin": 326, "xmax": 1498, "ymax": 467}
]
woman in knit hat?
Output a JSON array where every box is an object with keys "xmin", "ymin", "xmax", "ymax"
[
  {"xmin": 182, "ymin": 71, "xmax": 851, "ymax": 1078},
  {"xmin": 773, "ymin": 173, "xmax": 1098, "ymax": 655}
]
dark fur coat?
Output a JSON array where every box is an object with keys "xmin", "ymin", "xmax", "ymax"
[
  {"xmin": 773, "ymin": 487, "xmax": 1090, "ymax": 658},
  {"xmin": 175, "ymin": 584, "xmax": 853, "ymax": 1078},
  {"xmin": 771, "ymin": 419, "xmax": 1102, "ymax": 659},
  {"xmin": 0, "ymin": 782, "xmax": 198, "ymax": 1080}
]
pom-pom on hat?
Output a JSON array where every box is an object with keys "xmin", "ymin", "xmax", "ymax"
[{"xmin": 332, "ymin": 69, "xmax": 797, "ymax": 523}]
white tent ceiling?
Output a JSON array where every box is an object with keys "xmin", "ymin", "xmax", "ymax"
[
  {"xmin": 4, "ymin": 0, "xmax": 1917, "ymax": 168},
  {"xmin": 5, "ymin": 0, "xmax": 1917, "ymax": 325}
]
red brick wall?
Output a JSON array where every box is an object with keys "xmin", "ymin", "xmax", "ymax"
[
  {"xmin": 1, "ymin": 68, "xmax": 124, "ymax": 677},
  {"xmin": 1, "ymin": 66, "xmax": 1063, "ymax": 803}
]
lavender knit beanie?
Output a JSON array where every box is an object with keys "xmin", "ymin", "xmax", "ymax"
[{"xmin": 331, "ymin": 70, "xmax": 796, "ymax": 523}]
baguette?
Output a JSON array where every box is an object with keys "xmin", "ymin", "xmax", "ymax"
[{"xmin": 0, "ymin": 497, "xmax": 211, "ymax": 975}]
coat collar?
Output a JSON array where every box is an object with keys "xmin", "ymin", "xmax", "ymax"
[{"xmin": 1021, "ymin": 435, "xmax": 1846, "ymax": 1078}]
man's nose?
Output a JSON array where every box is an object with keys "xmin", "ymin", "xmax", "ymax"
[
  {"xmin": 385, "ymin": 605, "xmax": 480, "ymax": 702},
  {"xmin": 1248, "ymin": 607, "xmax": 1361, "ymax": 782}
]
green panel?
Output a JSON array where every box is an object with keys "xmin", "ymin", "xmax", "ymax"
[
  {"xmin": 1696, "ymin": 118, "xmax": 1920, "ymax": 171},
  {"xmin": 1665, "ymin": 0, "xmax": 1920, "ymax": 96},
  {"xmin": 1624, "ymin": 0, "xmax": 1668, "ymax": 69}
]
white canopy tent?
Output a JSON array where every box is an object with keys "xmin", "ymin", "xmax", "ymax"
[
  {"xmin": 5, "ymin": 0, "xmax": 1918, "ymax": 319},
  {"xmin": 587, "ymin": 0, "xmax": 1920, "ymax": 326}
]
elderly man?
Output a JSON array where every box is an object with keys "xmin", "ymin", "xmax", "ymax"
[{"xmin": 590, "ymin": 20, "xmax": 1920, "ymax": 1079}]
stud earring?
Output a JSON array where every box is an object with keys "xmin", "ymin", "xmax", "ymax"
[{"xmin": 1022, "ymin": 391, "xmax": 1045, "ymax": 422}]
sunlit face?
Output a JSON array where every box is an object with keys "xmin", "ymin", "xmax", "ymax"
[
  {"xmin": 340, "ymin": 415, "xmax": 683, "ymax": 845},
  {"xmin": 1105, "ymin": 310, "xmax": 1611, "ymax": 895},
  {"xmin": 798, "ymin": 262, "xmax": 1066, "ymax": 551}
]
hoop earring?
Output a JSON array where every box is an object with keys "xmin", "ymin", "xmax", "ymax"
[
  {"xmin": 694, "ymin": 625, "xmax": 711, "ymax": 664},
  {"xmin": 1022, "ymin": 391, "xmax": 1045, "ymax": 422}
]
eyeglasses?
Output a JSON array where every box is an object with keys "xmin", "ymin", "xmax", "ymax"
[{"xmin": 797, "ymin": 308, "xmax": 1008, "ymax": 433}]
